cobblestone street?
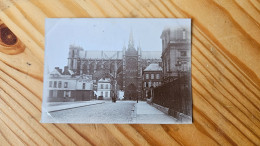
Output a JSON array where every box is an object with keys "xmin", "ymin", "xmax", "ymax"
[
  {"xmin": 42, "ymin": 101, "xmax": 177, "ymax": 123},
  {"xmin": 43, "ymin": 101, "xmax": 135, "ymax": 123}
]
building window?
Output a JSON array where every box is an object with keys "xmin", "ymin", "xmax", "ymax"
[
  {"xmin": 64, "ymin": 82, "xmax": 68, "ymax": 88},
  {"xmin": 151, "ymin": 74, "xmax": 154, "ymax": 79},
  {"xmin": 101, "ymin": 84, "xmax": 103, "ymax": 89},
  {"xmin": 144, "ymin": 82, "xmax": 146, "ymax": 87},
  {"xmin": 105, "ymin": 92, "xmax": 108, "ymax": 97},
  {"xmin": 183, "ymin": 30, "xmax": 186, "ymax": 39},
  {"xmin": 58, "ymin": 81, "xmax": 62, "ymax": 88},
  {"xmin": 156, "ymin": 74, "xmax": 160, "ymax": 79},
  {"xmin": 64, "ymin": 91, "xmax": 71, "ymax": 97},
  {"xmin": 49, "ymin": 81, "xmax": 52, "ymax": 87},
  {"xmin": 146, "ymin": 74, "xmax": 149, "ymax": 79},
  {"xmin": 49, "ymin": 90, "xmax": 53, "ymax": 97},
  {"xmin": 53, "ymin": 90, "xmax": 57, "ymax": 97},
  {"xmin": 54, "ymin": 81, "xmax": 57, "ymax": 88},
  {"xmin": 148, "ymin": 82, "xmax": 151, "ymax": 88},
  {"xmin": 83, "ymin": 83, "xmax": 85, "ymax": 89},
  {"xmin": 101, "ymin": 92, "xmax": 103, "ymax": 96},
  {"xmin": 106, "ymin": 84, "xmax": 108, "ymax": 89},
  {"xmin": 181, "ymin": 51, "xmax": 187, "ymax": 56}
]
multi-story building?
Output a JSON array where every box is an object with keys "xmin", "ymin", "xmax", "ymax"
[
  {"xmin": 160, "ymin": 27, "xmax": 191, "ymax": 82},
  {"xmin": 67, "ymin": 31, "xmax": 162, "ymax": 100},
  {"xmin": 142, "ymin": 63, "xmax": 162, "ymax": 99},
  {"xmin": 153, "ymin": 27, "xmax": 192, "ymax": 120},
  {"xmin": 48, "ymin": 67, "xmax": 94, "ymax": 102},
  {"xmin": 96, "ymin": 78, "xmax": 112, "ymax": 100}
]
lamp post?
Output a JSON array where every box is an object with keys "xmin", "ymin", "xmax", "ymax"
[
  {"xmin": 175, "ymin": 60, "xmax": 182, "ymax": 120},
  {"xmin": 108, "ymin": 72, "xmax": 117, "ymax": 102}
]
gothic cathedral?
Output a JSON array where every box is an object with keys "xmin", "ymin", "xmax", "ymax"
[{"xmin": 67, "ymin": 31, "xmax": 161, "ymax": 100}]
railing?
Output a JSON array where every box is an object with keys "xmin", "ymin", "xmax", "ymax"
[{"xmin": 152, "ymin": 72, "xmax": 192, "ymax": 120}]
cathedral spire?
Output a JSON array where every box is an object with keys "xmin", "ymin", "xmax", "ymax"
[
  {"xmin": 128, "ymin": 29, "xmax": 135, "ymax": 50},
  {"xmin": 138, "ymin": 40, "xmax": 142, "ymax": 55},
  {"xmin": 123, "ymin": 41, "xmax": 126, "ymax": 55}
]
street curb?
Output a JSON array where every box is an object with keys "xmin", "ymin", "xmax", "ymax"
[{"xmin": 47, "ymin": 101, "xmax": 105, "ymax": 112}]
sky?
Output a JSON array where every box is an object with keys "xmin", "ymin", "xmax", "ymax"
[{"xmin": 45, "ymin": 18, "xmax": 191, "ymax": 70}]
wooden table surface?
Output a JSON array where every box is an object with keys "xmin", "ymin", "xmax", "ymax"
[{"xmin": 0, "ymin": 0, "xmax": 259, "ymax": 145}]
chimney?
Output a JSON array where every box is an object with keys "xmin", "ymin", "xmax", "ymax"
[{"xmin": 63, "ymin": 66, "xmax": 69, "ymax": 75}]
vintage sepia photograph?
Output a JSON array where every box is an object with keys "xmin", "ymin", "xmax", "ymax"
[{"xmin": 41, "ymin": 18, "xmax": 192, "ymax": 124}]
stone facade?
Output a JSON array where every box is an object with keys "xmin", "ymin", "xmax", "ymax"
[
  {"xmin": 142, "ymin": 63, "xmax": 163, "ymax": 99},
  {"xmin": 160, "ymin": 27, "xmax": 191, "ymax": 82}
]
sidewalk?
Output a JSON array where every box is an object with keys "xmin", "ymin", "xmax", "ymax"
[
  {"xmin": 133, "ymin": 101, "xmax": 177, "ymax": 124},
  {"xmin": 45, "ymin": 100, "xmax": 105, "ymax": 112}
]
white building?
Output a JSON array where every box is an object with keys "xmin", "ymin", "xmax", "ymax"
[
  {"xmin": 96, "ymin": 78, "xmax": 111, "ymax": 100},
  {"xmin": 48, "ymin": 67, "xmax": 94, "ymax": 102}
]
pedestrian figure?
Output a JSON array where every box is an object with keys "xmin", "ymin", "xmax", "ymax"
[{"xmin": 112, "ymin": 95, "xmax": 116, "ymax": 103}]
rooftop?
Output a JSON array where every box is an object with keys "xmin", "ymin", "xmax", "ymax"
[
  {"xmin": 98, "ymin": 78, "xmax": 111, "ymax": 83},
  {"xmin": 50, "ymin": 69, "xmax": 62, "ymax": 76},
  {"xmin": 78, "ymin": 50, "xmax": 162, "ymax": 60},
  {"xmin": 144, "ymin": 63, "xmax": 162, "ymax": 71},
  {"xmin": 83, "ymin": 51, "xmax": 123, "ymax": 59}
]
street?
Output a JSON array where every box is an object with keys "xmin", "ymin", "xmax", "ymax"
[{"xmin": 42, "ymin": 101, "xmax": 177, "ymax": 124}]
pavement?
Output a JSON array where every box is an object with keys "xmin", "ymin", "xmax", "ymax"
[
  {"xmin": 41, "ymin": 100, "xmax": 177, "ymax": 124},
  {"xmin": 133, "ymin": 101, "xmax": 177, "ymax": 124}
]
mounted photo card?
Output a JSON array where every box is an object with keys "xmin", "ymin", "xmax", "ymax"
[{"xmin": 41, "ymin": 18, "xmax": 192, "ymax": 124}]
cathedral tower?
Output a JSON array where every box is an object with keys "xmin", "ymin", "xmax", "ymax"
[
  {"xmin": 68, "ymin": 45, "xmax": 83, "ymax": 73},
  {"xmin": 123, "ymin": 30, "xmax": 142, "ymax": 100}
]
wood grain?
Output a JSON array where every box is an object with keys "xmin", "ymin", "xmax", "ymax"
[{"xmin": 0, "ymin": 0, "xmax": 259, "ymax": 145}]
